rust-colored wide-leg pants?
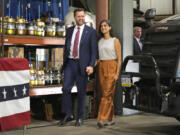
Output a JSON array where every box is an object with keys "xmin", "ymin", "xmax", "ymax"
[{"xmin": 97, "ymin": 60, "xmax": 117, "ymax": 122}]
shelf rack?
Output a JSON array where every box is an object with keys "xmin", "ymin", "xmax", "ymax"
[{"xmin": 2, "ymin": 35, "xmax": 65, "ymax": 46}]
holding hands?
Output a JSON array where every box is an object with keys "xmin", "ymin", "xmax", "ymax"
[{"xmin": 86, "ymin": 66, "xmax": 93, "ymax": 75}]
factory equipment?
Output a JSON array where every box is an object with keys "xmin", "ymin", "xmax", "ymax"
[{"xmin": 121, "ymin": 12, "xmax": 180, "ymax": 121}]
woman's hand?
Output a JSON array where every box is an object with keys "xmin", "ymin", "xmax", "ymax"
[
  {"xmin": 94, "ymin": 60, "xmax": 100, "ymax": 67},
  {"xmin": 113, "ymin": 74, "xmax": 119, "ymax": 82}
]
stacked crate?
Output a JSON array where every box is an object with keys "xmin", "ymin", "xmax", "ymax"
[{"xmin": 51, "ymin": 48, "xmax": 63, "ymax": 70}]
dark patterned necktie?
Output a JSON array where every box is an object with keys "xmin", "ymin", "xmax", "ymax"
[{"xmin": 72, "ymin": 27, "xmax": 80, "ymax": 58}]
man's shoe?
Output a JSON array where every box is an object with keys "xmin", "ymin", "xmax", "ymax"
[
  {"xmin": 58, "ymin": 115, "xmax": 74, "ymax": 126},
  {"xmin": 75, "ymin": 119, "xmax": 83, "ymax": 127}
]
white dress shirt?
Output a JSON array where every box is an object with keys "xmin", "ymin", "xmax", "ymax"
[
  {"xmin": 135, "ymin": 37, "xmax": 143, "ymax": 50},
  {"xmin": 69, "ymin": 24, "xmax": 85, "ymax": 59}
]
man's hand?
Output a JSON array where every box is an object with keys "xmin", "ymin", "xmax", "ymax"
[{"xmin": 86, "ymin": 66, "xmax": 93, "ymax": 75}]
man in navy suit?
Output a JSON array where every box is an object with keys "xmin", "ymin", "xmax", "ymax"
[
  {"xmin": 133, "ymin": 26, "xmax": 143, "ymax": 55},
  {"xmin": 59, "ymin": 8, "xmax": 97, "ymax": 127}
]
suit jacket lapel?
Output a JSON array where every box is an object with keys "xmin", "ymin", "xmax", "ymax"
[{"xmin": 79, "ymin": 25, "xmax": 88, "ymax": 48}]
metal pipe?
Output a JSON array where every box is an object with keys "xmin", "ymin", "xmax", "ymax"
[
  {"xmin": 172, "ymin": 0, "xmax": 175, "ymax": 14},
  {"xmin": 0, "ymin": 0, "xmax": 4, "ymax": 57},
  {"xmin": 137, "ymin": 0, "xmax": 140, "ymax": 10},
  {"xmin": 96, "ymin": 0, "xmax": 108, "ymax": 31}
]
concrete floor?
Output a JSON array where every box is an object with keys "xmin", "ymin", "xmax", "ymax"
[{"xmin": 1, "ymin": 113, "xmax": 180, "ymax": 135}]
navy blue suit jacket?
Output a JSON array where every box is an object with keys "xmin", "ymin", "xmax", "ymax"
[{"xmin": 62, "ymin": 25, "xmax": 98, "ymax": 76}]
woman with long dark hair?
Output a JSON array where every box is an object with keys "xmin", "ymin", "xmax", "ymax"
[{"xmin": 97, "ymin": 20, "xmax": 122, "ymax": 128}]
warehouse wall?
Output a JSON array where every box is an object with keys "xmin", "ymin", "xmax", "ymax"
[
  {"xmin": 175, "ymin": 0, "xmax": 180, "ymax": 14},
  {"xmin": 139, "ymin": 0, "xmax": 172, "ymax": 15}
]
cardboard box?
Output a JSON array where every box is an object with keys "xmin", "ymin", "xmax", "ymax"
[
  {"xmin": 8, "ymin": 47, "xmax": 24, "ymax": 58},
  {"xmin": 44, "ymin": 103, "xmax": 54, "ymax": 121}
]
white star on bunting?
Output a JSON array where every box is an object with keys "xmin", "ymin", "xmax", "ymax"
[
  {"xmin": 23, "ymin": 85, "xmax": 27, "ymax": 96},
  {"xmin": 13, "ymin": 88, "xmax": 17, "ymax": 97},
  {"xmin": 2, "ymin": 89, "xmax": 7, "ymax": 99}
]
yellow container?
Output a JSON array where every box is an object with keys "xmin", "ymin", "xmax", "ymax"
[
  {"xmin": 6, "ymin": 29, "xmax": 15, "ymax": 35},
  {"xmin": 6, "ymin": 18, "xmax": 15, "ymax": 35}
]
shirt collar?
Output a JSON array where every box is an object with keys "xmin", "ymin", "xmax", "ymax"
[
  {"xmin": 75, "ymin": 24, "xmax": 85, "ymax": 30},
  {"xmin": 135, "ymin": 36, "xmax": 140, "ymax": 41}
]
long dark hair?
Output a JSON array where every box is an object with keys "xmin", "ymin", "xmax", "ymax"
[{"xmin": 98, "ymin": 20, "xmax": 113, "ymax": 39}]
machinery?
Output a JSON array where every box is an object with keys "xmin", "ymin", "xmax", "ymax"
[{"xmin": 121, "ymin": 13, "xmax": 180, "ymax": 121}]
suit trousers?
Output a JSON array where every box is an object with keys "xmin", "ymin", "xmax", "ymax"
[
  {"xmin": 97, "ymin": 60, "xmax": 117, "ymax": 121},
  {"xmin": 61, "ymin": 59, "xmax": 88, "ymax": 119}
]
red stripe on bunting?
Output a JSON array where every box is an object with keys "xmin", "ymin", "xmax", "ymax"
[
  {"xmin": 0, "ymin": 111, "xmax": 31, "ymax": 131},
  {"xmin": 0, "ymin": 58, "xmax": 29, "ymax": 71}
]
